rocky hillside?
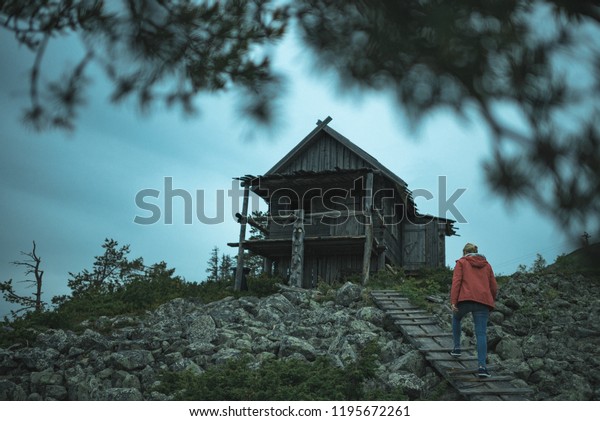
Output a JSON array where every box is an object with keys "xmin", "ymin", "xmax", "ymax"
[
  {"xmin": 0, "ymin": 272, "xmax": 599, "ymax": 401},
  {"xmin": 429, "ymin": 270, "xmax": 600, "ymax": 400},
  {"xmin": 490, "ymin": 271, "xmax": 599, "ymax": 400}
]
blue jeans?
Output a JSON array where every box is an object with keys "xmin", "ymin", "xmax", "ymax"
[{"xmin": 452, "ymin": 301, "xmax": 490, "ymax": 368}]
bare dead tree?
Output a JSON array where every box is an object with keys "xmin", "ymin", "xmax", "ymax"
[{"xmin": 0, "ymin": 241, "xmax": 45, "ymax": 315}]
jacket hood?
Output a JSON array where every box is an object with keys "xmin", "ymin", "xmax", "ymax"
[{"xmin": 462, "ymin": 253, "xmax": 488, "ymax": 268}]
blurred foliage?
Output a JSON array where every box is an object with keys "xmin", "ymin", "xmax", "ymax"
[
  {"xmin": 3, "ymin": 0, "xmax": 598, "ymax": 235},
  {"xmin": 157, "ymin": 340, "xmax": 407, "ymax": 401},
  {"xmin": 0, "ymin": 0, "xmax": 288, "ymax": 129}
]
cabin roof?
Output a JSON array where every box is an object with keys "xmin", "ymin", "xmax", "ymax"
[
  {"xmin": 265, "ymin": 116, "xmax": 409, "ymax": 191},
  {"xmin": 235, "ymin": 116, "xmax": 457, "ymax": 228}
]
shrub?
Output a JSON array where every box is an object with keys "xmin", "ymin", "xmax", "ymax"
[{"xmin": 157, "ymin": 341, "xmax": 406, "ymax": 401}]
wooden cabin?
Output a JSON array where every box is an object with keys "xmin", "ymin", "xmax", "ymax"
[{"xmin": 228, "ymin": 117, "xmax": 457, "ymax": 288}]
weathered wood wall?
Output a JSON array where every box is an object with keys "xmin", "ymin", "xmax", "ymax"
[
  {"xmin": 249, "ymin": 128, "xmax": 448, "ymax": 284},
  {"xmin": 279, "ymin": 132, "xmax": 370, "ymax": 173}
]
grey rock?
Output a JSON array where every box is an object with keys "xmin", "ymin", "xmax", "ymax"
[
  {"xmin": 388, "ymin": 350, "xmax": 426, "ymax": 376},
  {"xmin": 36, "ymin": 330, "xmax": 71, "ymax": 353},
  {"xmin": 45, "ymin": 385, "xmax": 68, "ymax": 400},
  {"xmin": 528, "ymin": 357, "xmax": 545, "ymax": 372},
  {"xmin": 356, "ymin": 306, "xmax": 385, "ymax": 327},
  {"xmin": 186, "ymin": 314, "xmax": 217, "ymax": 344},
  {"xmin": 110, "ymin": 350, "xmax": 154, "ymax": 370},
  {"xmin": 0, "ymin": 380, "xmax": 26, "ymax": 400},
  {"xmin": 488, "ymin": 311, "xmax": 504, "ymax": 325},
  {"xmin": 30, "ymin": 369, "xmax": 63, "ymax": 386},
  {"xmin": 278, "ymin": 335, "xmax": 317, "ymax": 360},
  {"xmin": 0, "ymin": 350, "xmax": 18, "ymax": 374},
  {"xmin": 211, "ymin": 348, "xmax": 243, "ymax": 365},
  {"xmin": 496, "ymin": 338, "xmax": 524, "ymax": 360},
  {"xmin": 102, "ymin": 387, "xmax": 144, "ymax": 401},
  {"xmin": 522, "ymin": 333, "xmax": 549, "ymax": 358},
  {"xmin": 16, "ymin": 348, "xmax": 59, "ymax": 371},
  {"xmin": 27, "ymin": 392, "xmax": 43, "ymax": 401},
  {"xmin": 335, "ymin": 282, "xmax": 363, "ymax": 307},
  {"xmin": 386, "ymin": 372, "xmax": 425, "ymax": 399},
  {"xmin": 77, "ymin": 329, "xmax": 111, "ymax": 351}
]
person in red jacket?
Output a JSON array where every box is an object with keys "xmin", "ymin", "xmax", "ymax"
[{"xmin": 449, "ymin": 243, "xmax": 498, "ymax": 378}]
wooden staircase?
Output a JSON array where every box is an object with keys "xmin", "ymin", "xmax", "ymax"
[{"xmin": 371, "ymin": 290, "xmax": 534, "ymax": 400}]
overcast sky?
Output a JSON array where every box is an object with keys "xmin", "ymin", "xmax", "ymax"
[{"xmin": 0, "ymin": 23, "xmax": 577, "ymax": 317}]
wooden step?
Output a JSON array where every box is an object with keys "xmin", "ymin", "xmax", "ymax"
[
  {"xmin": 426, "ymin": 355, "xmax": 478, "ymax": 361},
  {"xmin": 451, "ymin": 376, "xmax": 515, "ymax": 382},
  {"xmin": 413, "ymin": 332, "xmax": 453, "ymax": 338},
  {"xmin": 386, "ymin": 309, "xmax": 428, "ymax": 314},
  {"xmin": 447, "ymin": 366, "xmax": 497, "ymax": 375},
  {"xmin": 391, "ymin": 314, "xmax": 434, "ymax": 320},
  {"xmin": 458, "ymin": 388, "xmax": 533, "ymax": 396},
  {"xmin": 394, "ymin": 320, "xmax": 438, "ymax": 326},
  {"xmin": 419, "ymin": 347, "xmax": 475, "ymax": 353}
]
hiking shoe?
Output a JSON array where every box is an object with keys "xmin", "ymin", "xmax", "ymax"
[
  {"xmin": 478, "ymin": 367, "xmax": 491, "ymax": 378},
  {"xmin": 449, "ymin": 349, "xmax": 462, "ymax": 357}
]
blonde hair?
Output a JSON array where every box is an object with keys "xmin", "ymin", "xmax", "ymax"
[{"xmin": 463, "ymin": 243, "xmax": 478, "ymax": 254}]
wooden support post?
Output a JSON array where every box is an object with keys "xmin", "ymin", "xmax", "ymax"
[
  {"xmin": 378, "ymin": 249, "xmax": 386, "ymax": 272},
  {"xmin": 263, "ymin": 257, "xmax": 273, "ymax": 276},
  {"xmin": 362, "ymin": 172, "xmax": 374, "ymax": 285},
  {"xmin": 234, "ymin": 183, "xmax": 250, "ymax": 291},
  {"xmin": 289, "ymin": 209, "xmax": 304, "ymax": 288}
]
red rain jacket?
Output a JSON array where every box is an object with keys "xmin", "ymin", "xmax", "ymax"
[{"xmin": 451, "ymin": 254, "xmax": 498, "ymax": 309}]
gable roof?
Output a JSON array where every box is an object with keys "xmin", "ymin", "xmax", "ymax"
[
  {"xmin": 238, "ymin": 116, "xmax": 457, "ymax": 231},
  {"xmin": 265, "ymin": 116, "xmax": 409, "ymax": 192}
]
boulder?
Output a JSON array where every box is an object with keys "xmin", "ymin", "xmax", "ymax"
[
  {"xmin": 335, "ymin": 282, "xmax": 363, "ymax": 307},
  {"xmin": 110, "ymin": 350, "xmax": 154, "ymax": 371}
]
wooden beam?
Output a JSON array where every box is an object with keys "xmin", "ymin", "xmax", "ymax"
[
  {"xmin": 235, "ymin": 212, "xmax": 270, "ymax": 236},
  {"xmin": 362, "ymin": 172, "xmax": 374, "ymax": 285},
  {"xmin": 234, "ymin": 184, "xmax": 250, "ymax": 291},
  {"xmin": 289, "ymin": 209, "xmax": 304, "ymax": 288}
]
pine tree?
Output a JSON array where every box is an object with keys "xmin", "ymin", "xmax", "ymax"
[
  {"xmin": 206, "ymin": 246, "xmax": 220, "ymax": 282},
  {"xmin": 219, "ymin": 254, "xmax": 234, "ymax": 283},
  {"xmin": 54, "ymin": 239, "xmax": 144, "ymax": 305}
]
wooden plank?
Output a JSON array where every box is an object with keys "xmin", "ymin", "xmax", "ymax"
[
  {"xmin": 379, "ymin": 307, "xmax": 422, "ymax": 312},
  {"xmin": 391, "ymin": 315, "xmax": 436, "ymax": 320},
  {"xmin": 387, "ymin": 307, "xmax": 428, "ymax": 314},
  {"xmin": 394, "ymin": 320, "xmax": 438, "ymax": 326},
  {"xmin": 458, "ymin": 388, "xmax": 534, "ymax": 396},
  {"xmin": 426, "ymin": 355, "xmax": 478, "ymax": 361},
  {"xmin": 371, "ymin": 297, "xmax": 410, "ymax": 302},
  {"xmin": 447, "ymin": 366, "xmax": 498, "ymax": 375},
  {"xmin": 419, "ymin": 347, "xmax": 475, "ymax": 353},
  {"xmin": 451, "ymin": 376, "xmax": 515, "ymax": 382},
  {"xmin": 413, "ymin": 333, "xmax": 453, "ymax": 338}
]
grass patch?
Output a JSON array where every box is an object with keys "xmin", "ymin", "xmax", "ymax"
[{"xmin": 366, "ymin": 267, "xmax": 452, "ymax": 309}]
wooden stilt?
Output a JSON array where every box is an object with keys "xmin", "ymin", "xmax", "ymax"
[
  {"xmin": 362, "ymin": 172, "xmax": 374, "ymax": 285},
  {"xmin": 289, "ymin": 209, "xmax": 304, "ymax": 288},
  {"xmin": 234, "ymin": 183, "xmax": 250, "ymax": 291}
]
